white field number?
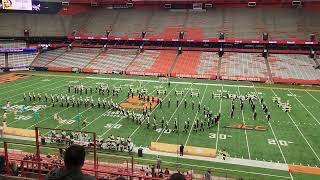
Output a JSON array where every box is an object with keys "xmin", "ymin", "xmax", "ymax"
[
  {"xmin": 155, "ymin": 128, "xmax": 172, "ymax": 134},
  {"xmin": 267, "ymin": 139, "xmax": 293, "ymax": 146},
  {"xmin": 104, "ymin": 123, "xmax": 122, "ymax": 129},
  {"xmin": 60, "ymin": 120, "xmax": 75, "ymax": 125},
  {"xmin": 209, "ymin": 133, "xmax": 231, "ymax": 140},
  {"xmin": 14, "ymin": 115, "xmax": 32, "ymax": 121}
]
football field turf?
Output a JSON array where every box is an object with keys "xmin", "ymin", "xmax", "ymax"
[{"xmin": 1, "ymin": 71, "xmax": 320, "ymax": 179}]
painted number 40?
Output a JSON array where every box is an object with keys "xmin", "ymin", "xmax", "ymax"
[{"xmin": 268, "ymin": 139, "xmax": 293, "ymax": 146}]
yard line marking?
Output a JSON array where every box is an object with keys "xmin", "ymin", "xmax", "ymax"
[
  {"xmin": 288, "ymin": 90, "xmax": 320, "ymax": 126},
  {"xmin": 0, "ymin": 77, "xmax": 66, "ymax": 102},
  {"xmin": 271, "ymin": 89, "xmax": 320, "ymax": 163},
  {"xmin": 184, "ymin": 84, "xmax": 207, "ymax": 146},
  {"xmin": 77, "ymin": 79, "xmax": 136, "ymax": 131},
  {"xmin": 155, "ymin": 84, "xmax": 193, "ymax": 142},
  {"xmin": 43, "ymin": 79, "xmax": 128, "ymax": 134},
  {"xmin": 26, "ymin": 78, "xmax": 101, "ymax": 129},
  {"xmin": 287, "ymin": 113, "xmax": 320, "ymax": 162},
  {"xmin": 215, "ymin": 82, "xmax": 224, "ymax": 150},
  {"xmin": 137, "ymin": 157, "xmax": 292, "ymax": 179},
  {"xmin": 24, "ymin": 77, "xmax": 106, "ymax": 129},
  {"xmin": 267, "ymin": 122, "xmax": 294, "ymax": 180},
  {"xmin": 7, "ymin": 77, "xmax": 78, "ymax": 126},
  {"xmin": 9, "ymin": 77, "xmax": 98, "ymax": 128},
  {"xmin": 44, "ymin": 107, "xmax": 93, "ymax": 135},
  {"xmin": 97, "ymin": 81, "xmax": 154, "ymax": 137},
  {"xmin": 306, "ymin": 91, "xmax": 320, "ymax": 104},
  {"xmin": 237, "ymin": 86, "xmax": 251, "ymax": 160},
  {"xmin": 0, "ymin": 75, "xmax": 43, "ymax": 91},
  {"xmin": 81, "ymin": 110, "xmax": 111, "ymax": 131},
  {"xmin": 0, "ymin": 76, "xmax": 49, "ymax": 97},
  {"xmin": 129, "ymin": 84, "xmax": 176, "ymax": 138},
  {"xmin": 252, "ymin": 83, "xmax": 294, "ymax": 180},
  {"xmin": 86, "ymin": 76, "xmax": 253, "ymax": 88}
]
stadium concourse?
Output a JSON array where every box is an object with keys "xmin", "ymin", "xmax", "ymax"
[{"xmin": 1, "ymin": 0, "xmax": 320, "ymax": 180}]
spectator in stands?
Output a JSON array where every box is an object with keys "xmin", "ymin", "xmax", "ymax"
[
  {"xmin": 203, "ymin": 169, "xmax": 212, "ymax": 180},
  {"xmin": 156, "ymin": 155, "xmax": 161, "ymax": 169},
  {"xmin": 169, "ymin": 173, "xmax": 186, "ymax": 180},
  {"xmin": 45, "ymin": 144, "xmax": 96, "ymax": 180},
  {"xmin": 164, "ymin": 168, "xmax": 170, "ymax": 175}
]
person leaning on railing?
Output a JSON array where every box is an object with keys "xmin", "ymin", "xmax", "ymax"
[{"xmin": 45, "ymin": 144, "xmax": 96, "ymax": 180}]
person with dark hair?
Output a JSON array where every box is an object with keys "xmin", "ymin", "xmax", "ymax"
[
  {"xmin": 45, "ymin": 144, "xmax": 96, "ymax": 180},
  {"xmin": 179, "ymin": 144, "xmax": 184, "ymax": 156},
  {"xmin": 169, "ymin": 173, "xmax": 186, "ymax": 180}
]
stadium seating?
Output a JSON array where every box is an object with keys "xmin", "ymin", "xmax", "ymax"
[
  {"xmin": 220, "ymin": 53, "xmax": 269, "ymax": 81},
  {"xmin": 110, "ymin": 10, "xmax": 151, "ymax": 37},
  {"xmin": 0, "ymin": 8, "xmax": 319, "ymax": 40},
  {"xmin": 126, "ymin": 50, "xmax": 160, "ymax": 73},
  {"xmin": 0, "ymin": 41, "xmax": 26, "ymax": 49},
  {"xmin": 7, "ymin": 53, "xmax": 37, "ymax": 68},
  {"xmin": 82, "ymin": 10, "xmax": 118, "ymax": 36},
  {"xmin": 196, "ymin": 52, "xmax": 220, "ymax": 77},
  {"xmin": 86, "ymin": 49, "xmax": 137, "ymax": 72},
  {"xmin": 48, "ymin": 48, "xmax": 100, "ymax": 68},
  {"xmin": 269, "ymin": 54, "xmax": 320, "ymax": 81},
  {"xmin": 144, "ymin": 50, "xmax": 177, "ymax": 74},
  {"xmin": 146, "ymin": 10, "xmax": 186, "ymax": 38},
  {"xmin": 32, "ymin": 48, "xmax": 67, "ymax": 67},
  {"xmin": 171, "ymin": 51, "xmax": 201, "ymax": 76},
  {"xmin": 0, "ymin": 54, "xmax": 4, "ymax": 68}
]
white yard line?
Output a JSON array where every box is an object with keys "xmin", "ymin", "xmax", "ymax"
[
  {"xmin": 99, "ymin": 82, "xmax": 154, "ymax": 137},
  {"xmin": 138, "ymin": 156, "xmax": 291, "ymax": 179},
  {"xmin": 0, "ymin": 76, "xmax": 43, "ymax": 91},
  {"xmin": 287, "ymin": 113, "xmax": 320, "ymax": 162},
  {"xmin": 237, "ymin": 86, "xmax": 251, "ymax": 160},
  {"xmin": 184, "ymin": 85, "xmax": 208, "ymax": 146},
  {"xmin": 0, "ymin": 76, "xmax": 49, "ymax": 97},
  {"xmin": 251, "ymin": 83, "xmax": 294, "ymax": 180},
  {"xmin": 10, "ymin": 77, "xmax": 98, "ymax": 128},
  {"xmin": 305, "ymin": 91, "xmax": 320, "ymax": 104},
  {"xmin": 155, "ymin": 84, "xmax": 193, "ymax": 142},
  {"xmin": 0, "ymin": 77, "xmax": 66, "ymax": 102},
  {"xmin": 268, "ymin": 122, "xmax": 294, "ymax": 180},
  {"xmin": 44, "ymin": 79, "xmax": 129, "ymax": 134},
  {"xmin": 86, "ymin": 76, "xmax": 254, "ymax": 88},
  {"xmin": 271, "ymin": 89, "xmax": 320, "ymax": 163},
  {"xmin": 129, "ymin": 85, "xmax": 176, "ymax": 138},
  {"xmin": 215, "ymin": 83, "xmax": 224, "ymax": 150},
  {"xmin": 288, "ymin": 90, "xmax": 320, "ymax": 126}
]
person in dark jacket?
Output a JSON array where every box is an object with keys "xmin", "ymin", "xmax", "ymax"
[{"xmin": 45, "ymin": 144, "xmax": 96, "ymax": 180}]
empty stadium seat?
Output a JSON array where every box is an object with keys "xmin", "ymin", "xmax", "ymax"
[
  {"xmin": 269, "ymin": 54, "xmax": 320, "ymax": 81},
  {"xmin": 197, "ymin": 52, "xmax": 219, "ymax": 77},
  {"xmin": 32, "ymin": 48, "xmax": 67, "ymax": 67},
  {"xmin": 220, "ymin": 53, "xmax": 269, "ymax": 81},
  {"xmin": 7, "ymin": 53, "xmax": 37, "ymax": 68},
  {"xmin": 171, "ymin": 51, "xmax": 201, "ymax": 76},
  {"xmin": 48, "ymin": 48, "xmax": 100, "ymax": 68},
  {"xmin": 126, "ymin": 50, "xmax": 160, "ymax": 73},
  {"xmin": 144, "ymin": 50, "xmax": 176, "ymax": 74},
  {"xmin": 86, "ymin": 49, "xmax": 137, "ymax": 72}
]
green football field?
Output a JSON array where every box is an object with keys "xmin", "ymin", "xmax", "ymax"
[{"xmin": 1, "ymin": 71, "xmax": 320, "ymax": 179}]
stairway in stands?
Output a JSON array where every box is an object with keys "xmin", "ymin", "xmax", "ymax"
[
  {"xmin": 217, "ymin": 57, "xmax": 222, "ymax": 79},
  {"xmin": 264, "ymin": 57, "xmax": 273, "ymax": 82},
  {"xmin": 84, "ymin": 50, "xmax": 103, "ymax": 68}
]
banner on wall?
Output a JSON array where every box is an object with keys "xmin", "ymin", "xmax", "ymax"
[{"xmin": 2, "ymin": 0, "xmax": 32, "ymax": 10}]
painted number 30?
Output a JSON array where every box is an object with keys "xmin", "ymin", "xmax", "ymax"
[{"xmin": 209, "ymin": 133, "xmax": 227, "ymax": 140}]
